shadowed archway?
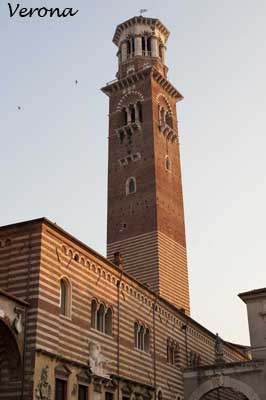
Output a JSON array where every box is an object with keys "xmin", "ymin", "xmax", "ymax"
[
  {"xmin": 186, "ymin": 376, "xmax": 261, "ymax": 400},
  {"xmin": 0, "ymin": 319, "xmax": 23, "ymax": 400}
]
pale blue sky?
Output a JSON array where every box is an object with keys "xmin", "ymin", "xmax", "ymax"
[{"xmin": 1, "ymin": 0, "xmax": 266, "ymax": 345}]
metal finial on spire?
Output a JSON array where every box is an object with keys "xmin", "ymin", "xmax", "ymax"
[{"xmin": 140, "ymin": 9, "xmax": 148, "ymax": 16}]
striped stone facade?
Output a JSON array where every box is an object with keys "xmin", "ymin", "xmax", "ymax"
[
  {"xmin": 107, "ymin": 231, "xmax": 189, "ymax": 313},
  {"xmin": 0, "ymin": 218, "xmax": 246, "ymax": 400}
]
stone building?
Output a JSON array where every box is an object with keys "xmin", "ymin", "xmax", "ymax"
[
  {"xmin": 0, "ymin": 15, "xmax": 258, "ymax": 400},
  {"xmin": 184, "ymin": 289, "xmax": 266, "ymax": 400}
]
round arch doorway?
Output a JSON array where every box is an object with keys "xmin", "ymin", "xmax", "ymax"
[
  {"xmin": 0, "ymin": 319, "xmax": 23, "ymax": 399},
  {"xmin": 187, "ymin": 376, "xmax": 261, "ymax": 400}
]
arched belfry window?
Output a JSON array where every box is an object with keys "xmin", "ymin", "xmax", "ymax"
[
  {"xmin": 136, "ymin": 101, "xmax": 143, "ymax": 122},
  {"xmin": 165, "ymin": 112, "xmax": 173, "ymax": 128},
  {"xmin": 141, "ymin": 35, "xmax": 152, "ymax": 56},
  {"xmin": 59, "ymin": 278, "xmax": 71, "ymax": 317},
  {"xmin": 129, "ymin": 104, "xmax": 135, "ymax": 123}
]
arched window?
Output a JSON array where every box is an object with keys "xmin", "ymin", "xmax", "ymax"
[
  {"xmin": 129, "ymin": 104, "xmax": 135, "ymax": 123},
  {"xmin": 144, "ymin": 328, "xmax": 150, "ymax": 352},
  {"xmin": 158, "ymin": 391, "xmax": 163, "ymax": 400},
  {"xmin": 165, "ymin": 156, "xmax": 171, "ymax": 171},
  {"xmin": 105, "ymin": 308, "xmax": 112, "ymax": 336},
  {"xmin": 126, "ymin": 177, "xmax": 137, "ymax": 195},
  {"xmin": 134, "ymin": 322, "xmax": 139, "ymax": 348},
  {"xmin": 126, "ymin": 40, "xmax": 131, "ymax": 58},
  {"xmin": 136, "ymin": 101, "xmax": 143, "ymax": 122},
  {"xmin": 59, "ymin": 278, "xmax": 71, "ymax": 317},
  {"xmin": 91, "ymin": 299, "xmax": 97, "ymax": 329},
  {"xmin": 122, "ymin": 107, "xmax": 128, "ymax": 126},
  {"xmin": 160, "ymin": 107, "xmax": 165, "ymax": 124},
  {"xmin": 147, "ymin": 37, "xmax": 152, "ymax": 54},
  {"xmin": 165, "ymin": 112, "xmax": 173, "ymax": 128},
  {"xmin": 138, "ymin": 325, "xmax": 144, "ymax": 350},
  {"xmin": 97, "ymin": 304, "xmax": 105, "ymax": 332},
  {"xmin": 142, "ymin": 36, "xmax": 146, "ymax": 53},
  {"xmin": 91, "ymin": 300, "xmax": 113, "ymax": 336}
]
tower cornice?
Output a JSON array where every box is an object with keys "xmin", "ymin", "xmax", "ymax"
[
  {"xmin": 101, "ymin": 67, "xmax": 183, "ymax": 101},
  {"xmin": 113, "ymin": 16, "xmax": 170, "ymax": 46}
]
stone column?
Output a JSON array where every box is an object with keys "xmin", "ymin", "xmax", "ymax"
[
  {"xmin": 134, "ymin": 104, "xmax": 139, "ymax": 122},
  {"xmin": 126, "ymin": 107, "xmax": 131, "ymax": 124},
  {"xmin": 135, "ymin": 35, "xmax": 142, "ymax": 56},
  {"xmin": 151, "ymin": 36, "xmax": 158, "ymax": 57},
  {"xmin": 160, "ymin": 45, "xmax": 166, "ymax": 64},
  {"xmin": 121, "ymin": 42, "xmax": 128, "ymax": 62}
]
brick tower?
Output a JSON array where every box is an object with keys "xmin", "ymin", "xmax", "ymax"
[{"xmin": 102, "ymin": 16, "xmax": 190, "ymax": 315}]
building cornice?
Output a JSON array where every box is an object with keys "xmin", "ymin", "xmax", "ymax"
[
  {"xmin": 113, "ymin": 16, "xmax": 170, "ymax": 46},
  {"xmin": 101, "ymin": 67, "xmax": 183, "ymax": 101}
]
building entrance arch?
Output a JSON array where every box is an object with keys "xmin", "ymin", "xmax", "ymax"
[
  {"xmin": 0, "ymin": 319, "xmax": 23, "ymax": 399},
  {"xmin": 187, "ymin": 375, "xmax": 261, "ymax": 400}
]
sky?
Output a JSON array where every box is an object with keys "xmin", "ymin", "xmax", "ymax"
[{"xmin": 1, "ymin": 0, "xmax": 266, "ymax": 345}]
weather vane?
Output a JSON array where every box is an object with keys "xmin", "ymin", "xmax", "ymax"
[{"xmin": 140, "ymin": 9, "xmax": 148, "ymax": 16}]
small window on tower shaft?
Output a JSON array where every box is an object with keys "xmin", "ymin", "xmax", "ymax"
[
  {"xmin": 165, "ymin": 156, "xmax": 171, "ymax": 171},
  {"xmin": 126, "ymin": 177, "xmax": 137, "ymax": 195}
]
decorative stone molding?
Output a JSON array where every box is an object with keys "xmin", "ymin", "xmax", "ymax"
[{"xmin": 35, "ymin": 366, "xmax": 51, "ymax": 400}]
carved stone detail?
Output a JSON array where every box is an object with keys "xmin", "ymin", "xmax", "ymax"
[
  {"xmin": 88, "ymin": 341, "xmax": 110, "ymax": 378},
  {"xmin": 35, "ymin": 366, "xmax": 51, "ymax": 400}
]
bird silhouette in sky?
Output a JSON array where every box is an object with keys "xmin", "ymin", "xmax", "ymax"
[
  {"xmin": 17, "ymin": 106, "xmax": 21, "ymax": 110},
  {"xmin": 75, "ymin": 80, "xmax": 78, "ymax": 85}
]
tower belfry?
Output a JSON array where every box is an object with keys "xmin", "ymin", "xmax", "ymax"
[{"xmin": 102, "ymin": 16, "xmax": 190, "ymax": 315}]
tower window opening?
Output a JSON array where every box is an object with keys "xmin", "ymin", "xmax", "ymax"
[
  {"xmin": 126, "ymin": 177, "xmax": 137, "ymax": 195},
  {"xmin": 147, "ymin": 37, "xmax": 152, "ymax": 53},
  {"xmin": 122, "ymin": 107, "xmax": 127, "ymax": 125},
  {"xmin": 142, "ymin": 36, "xmax": 146, "ymax": 53},
  {"xmin": 137, "ymin": 101, "xmax": 143, "ymax": 122},
  {"xmin": 126, "ymin": 37, "xmax": 135, "ymax": 58},
  {"xmin": 166, "ymin": 112, "xmax": 173, "ymax": 128},
  {"xmin": 141, "ymin": 35, "xmax": 152, "ymax": 56},
  {"xmin": 119, "ymin": 131, "xmax": 125, "ymax": 144},
  {"xmin": 159, "ymin": 107, "xmax": 166, "ymax": 124},
  {"xmin": 129, "ymin": 104, "xmax": 135, "ymax": 123},
  {"xmin": 165, "ymin": 156, "xmax": 171, "ymax": 171},
  {"xmin": 126, "ymin": 40, "xmax": 131, "ymax": 58}
]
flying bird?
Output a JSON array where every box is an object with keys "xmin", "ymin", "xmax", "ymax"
[
  {"xmin": 75, "ymin": 80, "xmax": 78, "ymax": 85},
  {"xmin": 17, "ymin": 106, "xmax": 21, "ymax": 110}
]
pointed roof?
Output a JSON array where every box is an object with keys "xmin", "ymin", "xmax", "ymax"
[{"xmin": 113, "ymin": 16, "xmax": 170, "ymax": 46}]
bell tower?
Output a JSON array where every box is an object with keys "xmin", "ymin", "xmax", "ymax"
[{"xmin": 102, "ymin": 16, "xmax": 190, "ymax": 315}]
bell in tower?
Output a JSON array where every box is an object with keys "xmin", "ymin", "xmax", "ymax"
[{"xmin": 102, "ymin": 16, "xmax": 190, "ymax": 315}]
